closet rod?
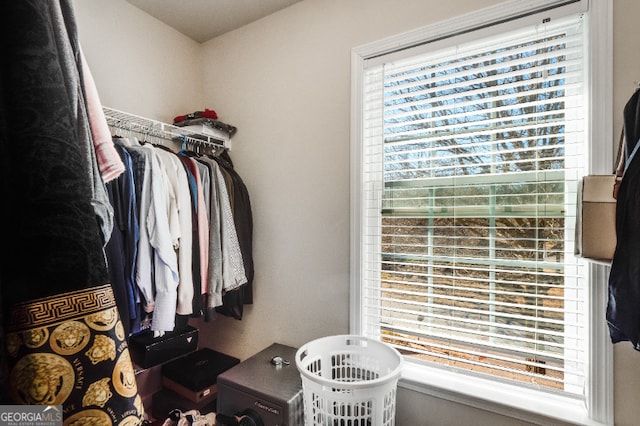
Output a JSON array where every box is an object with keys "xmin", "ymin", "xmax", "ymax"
[{"xmin": 102, "ymin": 106, "xmax": 232, "ymax": 150}]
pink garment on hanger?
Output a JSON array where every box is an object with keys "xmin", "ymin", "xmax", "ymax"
[{"xmin": 81, "ymin": 48, "xmax": 125, "ymax": 183}]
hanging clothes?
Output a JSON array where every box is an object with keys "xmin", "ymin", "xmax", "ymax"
[
  {"xmin": 214, "ymin": 151, "xmax": 254, "ymax": 319},
  {"xmin": 177, "ymin": 151, "xmax": 209, "ymax": 317},
  {"xmin": 81, "ymin": 48, "xmax": 125, "ymax": 183},
  {"xmin": 607, "ymin": 88, "xmax": 640, "ymax": 350},
  {"xmin": 105, "ymin": 143, "xmax": 140, "ymax": 339},
  {"xmin": 0, "ymin": 1, "xmax": 143, "ymax": 422},
  {"xmin": 115, "ymin": 137, "xmax": 158, "ymax": 334},
  {"xmin": 153, "ymin": 146, "xmax": 195, "ymax": 319},
  {"xmin": 198, "ymin": 156, "xmax": 247, "ymax": 316},
  {"xmin": 131, "ymin": 143, "xmax": 180, "ymax": 335},
  {"xmin": 105, "ymin": 116, "xmax": 252, "ymax": 328}
]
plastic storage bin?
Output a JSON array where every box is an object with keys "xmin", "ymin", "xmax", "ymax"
[{"xmin": 295, "ymin": 335, "xmax": 403, "ymax": 426}]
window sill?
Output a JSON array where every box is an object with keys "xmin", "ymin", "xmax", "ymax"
[{"xmin": 398, "ymin": 361, "xmax": 607, "ymax": 426}]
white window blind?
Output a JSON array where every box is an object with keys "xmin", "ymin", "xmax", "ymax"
[{"xmin": 361, "ymin": 12, "xmax": 587, "ymax": 396}]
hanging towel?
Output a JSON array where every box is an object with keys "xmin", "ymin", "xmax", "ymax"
[{"xmin": 0, "ymin": 0, "xmax": 143, "ymax": 422}]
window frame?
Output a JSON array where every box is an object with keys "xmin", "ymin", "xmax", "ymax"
[{"xmin": 349, "ymin": 1, "xmax": 613, "ymax": 425}]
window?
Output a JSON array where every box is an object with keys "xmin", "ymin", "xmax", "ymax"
[{"xmin": 350, "ymin": 1, "xmax": 613, "ymax": 424}]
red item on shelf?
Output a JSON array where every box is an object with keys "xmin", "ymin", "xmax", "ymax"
[{"xmin": 173, "ymin": 108, "xmax": 218, "ymax": 124}]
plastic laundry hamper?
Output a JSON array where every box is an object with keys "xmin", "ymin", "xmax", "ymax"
[{"xmin": 295, "ymin": 335, "xmax": 403, "ymax": 426}]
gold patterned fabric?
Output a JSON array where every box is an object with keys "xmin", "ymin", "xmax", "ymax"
[{"xmin": 5, "ymin": 285, "xmax": 144, "ymax": 425}]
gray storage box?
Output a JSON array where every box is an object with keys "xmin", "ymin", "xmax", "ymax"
[{"xmin": 216, "ymin": 343, "xmax": 303, "ymax": 426}]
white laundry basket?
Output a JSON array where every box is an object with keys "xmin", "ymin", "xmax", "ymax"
[{"xmin": 295, "ymin": 335, "xmax": 403, "ymax": 426}]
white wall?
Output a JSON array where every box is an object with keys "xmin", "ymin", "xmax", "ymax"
[
  {"xmin": 73, "ymin": 0, "xmax": 640, "ymax": 424},
  {"xmin": 74, "ymin": 0, "xmax": 203, "ymax": 123},
  {"xmin": 197, "ymin": 0, "xmax": 502, "ymax": 360}
]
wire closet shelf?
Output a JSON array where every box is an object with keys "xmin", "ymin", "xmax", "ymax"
[{"xmin": 102, "ymin": 106, "xmax": 232, "ymax": 151}]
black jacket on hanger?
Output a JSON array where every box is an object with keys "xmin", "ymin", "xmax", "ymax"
[
  {"xmin": 607, "ymin": 89, "xmax": 640, "ymax": 350},
  {"xmin": 215, "ymin": 151, "xmax": 254, "ymax": 319}
]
